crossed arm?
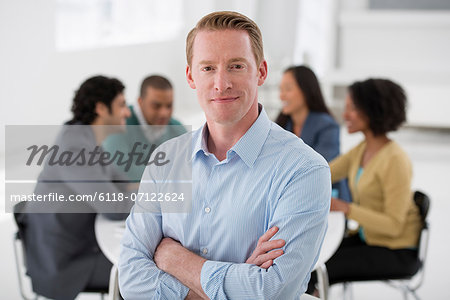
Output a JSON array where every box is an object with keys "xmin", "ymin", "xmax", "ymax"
[
  {"xmin": 154, "ymin": 227, "xmax": 286, "ymax": 299},
  {"xmin": 119, "ymin": 165, "xmax": 330, "ymax": 299}
]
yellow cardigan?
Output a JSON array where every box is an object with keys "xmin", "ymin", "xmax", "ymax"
[{"xmin": 330, "ymin": 141, "xmax": 421, "ymax": 249}]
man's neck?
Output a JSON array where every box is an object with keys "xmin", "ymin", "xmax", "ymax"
[
  {"xmin": 206, "ymin": 103, "xmax": 260, "ymax": 161},
  {"xmin": 135, "ymin": 103, "xmax": 149, "ymax": 125},
  {"xmin": 90, "ymin": 119, "xmax": 107, "ymax": 145}
]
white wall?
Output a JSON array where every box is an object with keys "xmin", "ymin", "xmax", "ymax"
[
  {"xmin": 0, "ymin": 0, "xmax": 302, "ymax": 153},
  {"xmin": 0, "ymin": 0, "xmax": 214, "ymax": 151},
  {"xmin": 320, "ymin": 2, "xmax": 450, "ymax": 127},
  {"xmin": 2, "ymin": 0, "xmax": 450, "ymax": 152},
  {"xmin": 0, "ymin": 1, "xmax": 203, "ymax": 114}
]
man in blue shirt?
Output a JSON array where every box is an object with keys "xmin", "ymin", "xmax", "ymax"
[{"xmin": 119, "ymin": 11, "xmax": 331, "ymax": 299}]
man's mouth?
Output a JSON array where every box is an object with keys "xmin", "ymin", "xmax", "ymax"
[
  {"xmin": 157, "ymin": 119, "xmax": 169, "ymax": 125},
  {"xmin": 212, "ymin": 97, "xmax": 239, "ymax": 103}
]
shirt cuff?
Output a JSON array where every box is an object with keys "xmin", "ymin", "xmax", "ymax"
[
  {"xmin": 200, "ymin": 260, "xmax": 231, "ymax": 299},
  {"xmin": 158, "ymin": 272, "xmax": 190, "ymax": 299}
]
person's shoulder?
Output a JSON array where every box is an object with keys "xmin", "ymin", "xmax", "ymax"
[
  {"xmin": 126, "ymin": 105, "xmax": 140, "ymax": 125},
  {"xmin": 156, "ymin": 126, "xmax": 200, "ymax": 152},
  {"xmin": 387, "ymin": 140, "xmax": 406, "ymax": 152},
  {"xmin": 309, "ymin": 112, "xmax": 338, "ymax": 128},
  {"xmin": 58, "ymin": 124, "xmax": 93, "ymax": 149},
  {"xmin": 267, "ymin": 122, "xmax": 328, "ymax": 168},
  {"xmin": 168, "ymin": 118, "xmax": 183, "ymax": 126},
  {"xmin": 167, "ymin": 118, "xmax": 188, "ymax": 135},
  {"xmin": 383, "ymin": 140, "xmax": 411, "ymax": 163},
  {"xmin": 338, "ymin": 140, "xmax": 365, "ymax": 158},
  {"xmin": 375, "ymin": 141, "xmax": 412, "ymax": 176}
]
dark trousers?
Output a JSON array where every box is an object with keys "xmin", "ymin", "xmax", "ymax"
[
  {"xmin": 307, "ymin": 234, "xmax": 420, "ymax": 293},
  {"xmin": 85, "ymin": 252, "xmax": 113, "ymax": 290},
  {"xmin": 85, "ymin": 253, "xmax": 124, "ymax": 300}
]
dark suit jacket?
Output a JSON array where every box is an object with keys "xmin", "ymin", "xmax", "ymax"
[
  {"xmin": 15, "ymin": 124, "xmax": 132, "ymax": 300},
  {"xmin": 284, "ymin": 112, "xmax": 351, "ymax": 202}
]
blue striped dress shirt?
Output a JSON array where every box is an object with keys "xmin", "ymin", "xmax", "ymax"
[{"xmin": 119, "ymin": 107, "xmax": 331, "ymax": 299}]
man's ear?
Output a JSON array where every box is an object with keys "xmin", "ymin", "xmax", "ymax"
[
  {"xmin": 137, "ymin": 97, "xmax": 144, "ymax": 109},
  {"xmin": 95, "ymin": 102, "xmax": 108, "ymax": 117},
  {"xmin": 257, "ymin": 60, "xmax": 268, "ymax": 86},
  {"xmin": 186, "ymin": 65, "xmax": 196, "ymax": 89}
]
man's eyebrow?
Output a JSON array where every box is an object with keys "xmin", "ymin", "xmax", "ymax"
[
  {"xmin": 197, "ymin": 58, "xmax": 250, "ymax": 65},
  {"xmin": 198, "ymin": 60, "xmax": 214, "ymax": 65},
  {"xmin": 229, "ymin": 57, "xmax": 249, "ymax": 64}
]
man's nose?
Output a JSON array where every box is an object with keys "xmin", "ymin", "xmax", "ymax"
[
  {"xmin": 214, "ymin": 69, "xmax": 232, "ymax": 93},
  {"xmin": 124, "ymin": 106, "xmax": 131, "ymax": 118},
  {"xmin": 160, "ymin": 106, "xmax": 172, "ymax": 117}
]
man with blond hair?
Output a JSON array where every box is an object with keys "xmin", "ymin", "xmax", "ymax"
[{"xmin": 119, "ymin": 11, "xmax": 330, "ymax": 299}]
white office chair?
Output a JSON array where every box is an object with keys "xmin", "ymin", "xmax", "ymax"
[
  {"xmin": 314, "ymin": 263, "xmax": 329, "ymax": 300},
  {"xmin": 342, "ymin": 191, "xmax": 430, "ymax": 300},
  {"xmin": 300, "ymin": 293, "xmax": 321, "ymax": 300}
]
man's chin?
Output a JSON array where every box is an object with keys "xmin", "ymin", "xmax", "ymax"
[
  {"xmin": 113, "ymin": 123, "xmax": 127, "ymax": 133},
  {"xmin": 155, "ymin": 120, "xmax": 169, "ymax": 126}
]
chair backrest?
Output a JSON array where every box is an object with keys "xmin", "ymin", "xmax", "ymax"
[
  {"xmin": 413, "ymin": 191, "xmax": 430, "ymax": 224},
  {"xmin": 407, "ymin": 190, "xmax": 431, "ymax": 291},
  {"xmin": 13, "ymin": 202, "xmax": 28, "ymax": 256},
  {"xmin": 13, "ymin": 202, "xmax": 37, "ymax": 300}
]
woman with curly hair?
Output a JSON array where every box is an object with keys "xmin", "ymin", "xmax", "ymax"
[{"xmin": 308, "ymin": 78, "xmax": 422, "ymax": 293}]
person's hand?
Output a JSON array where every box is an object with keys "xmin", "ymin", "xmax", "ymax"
[
  {"xmin": 246, "ymin": 226, "xmax": 285, "ymax": 269},
  {"xmin": 155, "ymin": 238, "xmax": 208, "ymax": 299},
  {"xmin": 185, "ymin": 289, "xmax": 204, "ymax": 300},
  {"xmin": 330, "ymin": 197, "xmax": 350, "ymax": 215},
  {"xmin": 154, "ymin": 237, "xmax": 181, "ymax": 272}
]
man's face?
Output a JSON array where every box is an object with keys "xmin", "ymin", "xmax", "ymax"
[
  {"xmin": 103, "ymin": 93, "xmax": 131, "ymax": 126},
  {"xmin": 186, "ymin": 29, "xmax": 267, "ymax": 126},
  {"xmin": 138, "ymin": 87, "xmax": 173, "ymax": 125}
]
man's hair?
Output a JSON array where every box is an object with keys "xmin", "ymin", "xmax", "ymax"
[
  {"xmin": 349, "ymin": 78, "xmax": 407, "ymax": 136},
  {"xmin": 68, "ymin": 75, "xmax": 124, "ymax": 125},
  {"xmin": 139, "ymin": 75, "xmax": 173, "ymax": 98},
  {"xmin": 186, "ymin": 11, "xmax": 264, "ymax": 66}
]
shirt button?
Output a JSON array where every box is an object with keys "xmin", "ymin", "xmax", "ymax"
[
  {"xmin": 202, "ymin": 248, "xmax": 208, "ymax": 255},
  {"xmin": 204, "ymin": 207, "xmax": 211, "ymax": 213}
]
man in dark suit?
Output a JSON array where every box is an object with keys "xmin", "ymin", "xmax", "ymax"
[
  {"xmin": 103, "ymin": 75, "xmax": 186, "ymax": 181},
  {"xmin": 15, "ymin": 76, "xmax": 134, "ymax": 300}
]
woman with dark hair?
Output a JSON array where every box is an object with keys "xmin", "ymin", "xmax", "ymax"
[
  {"xmin": 308, "ymin": 78, "xmax": 422, "ymax": 294},
  {"xmin": 276, "ymin": 65, "xmax": 350, "ymax": 201},
  {"xmin": 276, "ymin": 65, "xmax": 336, "ymax": 160}
]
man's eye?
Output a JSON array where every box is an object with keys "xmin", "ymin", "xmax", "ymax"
[
  {"xmin": 231, "ymin": 64, "xmax": 244, "ymax": 70},
  {"xmin": 202, "ymin": 66, "xmax": 213, "ymax": 72}
]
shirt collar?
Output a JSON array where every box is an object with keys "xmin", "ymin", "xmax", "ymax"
[
  {"xmin": 191, "ymin": 123, "xmax": 211, "ymax": 160},
  {"xmin": 134, "ymin": 103, "xmax": 167, "ymax": 141},
  {"xmin": 191, "ymin": 104, "xmax": 271, "ymax": 168},
  {"xmin": 134, "ymin": 103, "xmax": 147, "ymax": 126}
]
